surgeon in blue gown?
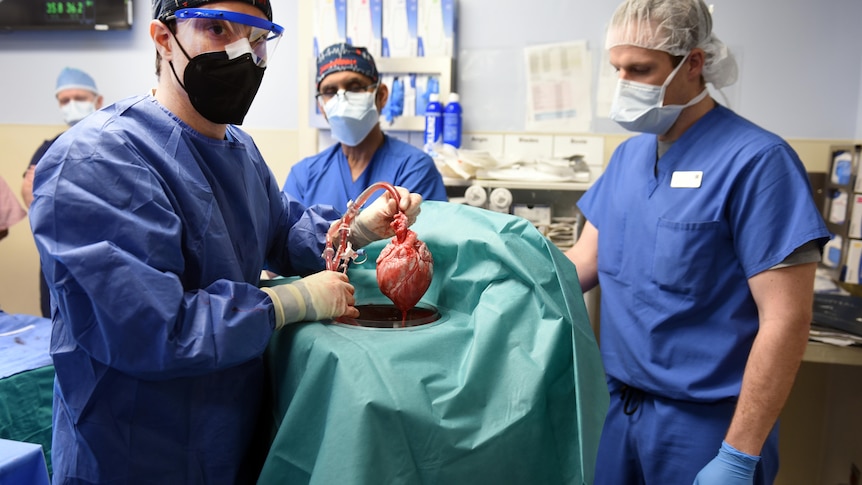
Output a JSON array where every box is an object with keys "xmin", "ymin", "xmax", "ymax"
[
  {"xmin": 566, "ymin": 1, "xmax": 829, "ymax": 484},
  {"xmin": 28, "ymin": 1, "xmax": 421, "ymax": 483}
]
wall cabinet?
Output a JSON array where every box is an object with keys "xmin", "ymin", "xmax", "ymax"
[{"xmin": 822, "ymin": 145, "xmax": 862, "ymax": 295}]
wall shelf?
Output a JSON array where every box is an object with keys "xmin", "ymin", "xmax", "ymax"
[
  {"xmin": 803, "ymin": 341, "xmax": 862, "ymax": 366},
  {"xmin": 822, "ymin": 145, "xmax": 862, "ymax": 290},
  {"xmin": 443, "ymin": 177, "xmax": 593, "ymax": 192}
]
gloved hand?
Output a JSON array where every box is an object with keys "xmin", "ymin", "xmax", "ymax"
[
  {"xmin": 346, "ymin": 186, "xmax": 423, "ymax": 248},
  {"xmin": 693, "ymin": 441, "xmax": 760, "ymax": 485},
  {"xmin": 260, "ymin": 271, "xmax": 359, "ymax": 329}
]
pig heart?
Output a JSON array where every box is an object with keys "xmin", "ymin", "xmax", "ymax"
[{"xmin": 376, "ymin": 212, "xmax": 433, "ymax": 319}]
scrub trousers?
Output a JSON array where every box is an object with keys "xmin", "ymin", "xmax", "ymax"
[{"xmin": 594, "ymin": 378, "xmax": 779, "ymax": 485}]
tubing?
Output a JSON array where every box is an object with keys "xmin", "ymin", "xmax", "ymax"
[{"xmin": 323, "ymin": 181, "xmax": 402, "ymax": 273}]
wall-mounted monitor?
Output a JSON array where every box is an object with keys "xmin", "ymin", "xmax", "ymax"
[{"xmin": 0, "ymin": 0, "xmax": 133, "ymax": 31}]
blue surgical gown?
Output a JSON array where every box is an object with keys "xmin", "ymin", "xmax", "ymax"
[
  {"xmin": 579, "ymin": 104, "xmax": 829, "ymax": 401},
  {"xmin": 29, "ymin": 95, "xmax": 339, "ymax": 484},
  {"xmin": 282, "ymin": 135, "xmax": 448, "ymax": 211}
]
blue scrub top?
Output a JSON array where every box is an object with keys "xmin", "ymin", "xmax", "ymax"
[
  {"xmin": 283, "ymin": 135, "xmax": 448, "ymax": 212},
  {"xmin": 29, "ymin": 95, "xmax": 339, "ymax": 484},
  {"xmin": 578, "ymin": 105, "xmax": 829, "ymax": 402}
]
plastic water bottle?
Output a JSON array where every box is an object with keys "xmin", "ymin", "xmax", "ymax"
[
  {"xmin": 443, "ymin": 92, "xmax": 462, "ymax": 148},
  {"xmin": 423, "ymin": 93, "xmax": 443, "ymax": 148}
]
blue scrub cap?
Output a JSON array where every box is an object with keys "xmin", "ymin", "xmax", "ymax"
[
  {"xmin": 316, "ymin": 43, "xmax": 379, "ymax": 89},
  {"xmin": 153, "ymin": 0, "xmax": 273, "ymax": 21},
  {"xmin": 55, "ymin": 67, "xmax": 99, "ymax": 96}
]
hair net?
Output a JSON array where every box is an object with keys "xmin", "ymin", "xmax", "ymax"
[
  {"xmin": 605, "ymin": 0, "xmax": 738, "ymax": 88},
  {"xmin": 152, "ymin": 0, "xmax": 273, "ymax": 21},
  {"xmin": 55, "ymin": 67, "xmax": 99, "ymax": 96}
]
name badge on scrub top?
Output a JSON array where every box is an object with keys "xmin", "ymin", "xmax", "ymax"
[{"xmin": 670, "ymin": 171, "xmax": 703, "ymax": 188}]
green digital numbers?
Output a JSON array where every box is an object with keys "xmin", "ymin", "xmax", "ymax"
[{"xmin": 45, "ymin": 2, "xmax": 89, "ymax": 17}]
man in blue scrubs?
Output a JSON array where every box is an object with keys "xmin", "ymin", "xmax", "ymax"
[
  {"xmin": 566, "ymin": 1, "xmax": 830, "ymax": 484},
  {"xmin": 29, "ymin": 1, "xmax": 422, "ymax": 483},
  {"xmin": 283, "ymin": 43, "xmax": 448, "ymax": 211}
]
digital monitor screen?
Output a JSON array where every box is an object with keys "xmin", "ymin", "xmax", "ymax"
[{"xmin": 0, "ymin": 0, "xmax": 133, "ymax": 31}]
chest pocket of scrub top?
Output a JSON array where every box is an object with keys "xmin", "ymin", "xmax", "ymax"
[
  {"xmin": 652, "ymin": 218, "xmax": 720, "ymax": 295},
  {"xmin": 597, "ymin": 213, "xmax": 626, "ymax": 277}
]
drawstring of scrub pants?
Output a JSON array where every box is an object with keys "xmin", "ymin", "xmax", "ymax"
[{"xmin": 619, "ymin": 384, "xmax": 644, "ymax": 416}]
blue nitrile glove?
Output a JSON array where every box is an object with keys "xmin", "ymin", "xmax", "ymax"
[
  {"xmin": 382, "ymin": 77, "xmax": 404, "ymax": 123},
  {"xmin": 693, "ymin": 441, "xmax": 760, "ymax": 485}
]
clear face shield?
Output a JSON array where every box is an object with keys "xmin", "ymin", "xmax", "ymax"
[{"xmin": 167, "ymin": 8, "xmax": 284, "ymax": 67}]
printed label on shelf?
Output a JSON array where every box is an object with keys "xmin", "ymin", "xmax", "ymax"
[
  {"xmin": 850, "ymin": 195, "xmax": 862, "ymax": 239},
  {"xmin": 843, "ymin": 240, "xmax": 862, "ymax": 285},
  {"xmin": 829, "ymin": 190, "xmax": 849, "ymax": 225}
]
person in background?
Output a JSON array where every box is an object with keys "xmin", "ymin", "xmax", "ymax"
[
  {"xmin": 283, "ymin": 42, "xmax": 447, "ymax": 212},
  {"xmin": 28, "ymin": 0, "xmax": 422, "ymax": 483},
  {"xmin": 0, "ymin": 175, "xmax": 26, "ymax": 308},
  {"xmin": 21, "ymin": 67, "xmax": 104, "ymax": 318},
  {"xmin": 0, "ymin": 176, "xmax": 26, "ymax": 243},
  {"xmin": 565, "ymin": 0, "xmax": 829, "ymax": 484},
  {"xmin": 23, "ymin": 66, "xmax": 104, "ymax": 206}
]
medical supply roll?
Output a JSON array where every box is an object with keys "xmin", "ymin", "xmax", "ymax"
[
  {"xmin": 488, "ymin": 187, "xmax": 513, "ymax": 213},
  {"xmin": 463, "ymin": 183, "xmax": 487, "ymax": 207},
  {"xmin": 257, "ymin": 201, "xmax": 608, "ymax": 485}
]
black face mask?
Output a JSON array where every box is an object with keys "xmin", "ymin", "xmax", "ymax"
[{"xmin": 169, "ymin": 37, "xmax": 265, "ymax": 125}]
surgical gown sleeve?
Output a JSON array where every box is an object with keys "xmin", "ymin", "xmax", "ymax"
[{"xmin": 30, "ymin": 115, "xmax": 329, "ymax": 381}]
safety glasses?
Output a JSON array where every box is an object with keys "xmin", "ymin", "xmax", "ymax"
[
  {"xmin": 316, "ymin": 83, "xmax": 379, "ymax": 106},
  {"xmin": 167, "ymin": 8, "xmax": 284, "ymax": 67}
]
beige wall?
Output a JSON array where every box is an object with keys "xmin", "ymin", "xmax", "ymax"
[{"xmin": 1, "ymin": 125, "xmax": 63, "ymax": 315}]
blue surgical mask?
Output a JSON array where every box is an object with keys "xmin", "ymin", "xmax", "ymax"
[
  {"xmin": 324, "ymin": 89, "xmax": 379, "ymax": 146},
  {"xmin": 609, "ymin": 53, "xmax": 708, "ymax": 135}
]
